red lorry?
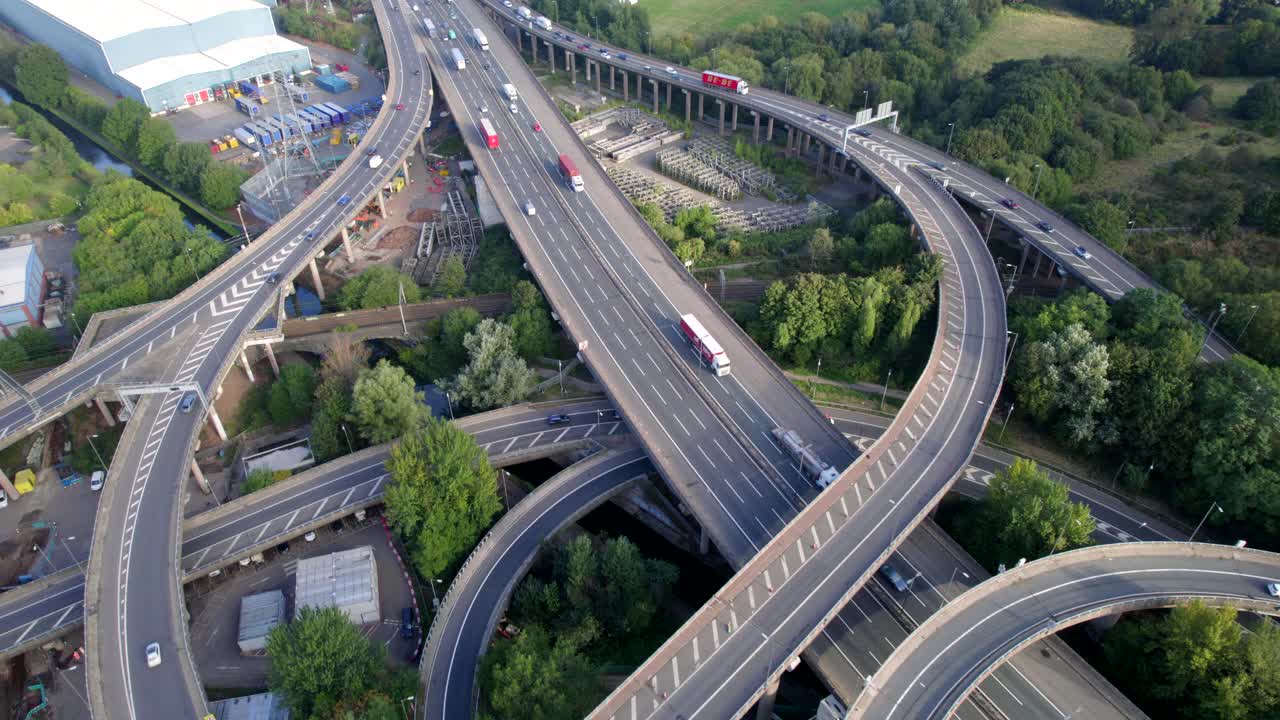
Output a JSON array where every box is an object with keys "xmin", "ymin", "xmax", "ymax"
[
  {"xmin": 701, "ymin": 70, "xmax": 750, "ymax": 95},
  {"xmin": 679, "ymin": 313, "xmax": 730, "ymax": 376},
  {"xmin": 480, "ymin": 118, "xmax": 499, "ymax": 149},
  {"xmin": 558, "ymin": 154, "xmax": 584, "ymax": 192}
]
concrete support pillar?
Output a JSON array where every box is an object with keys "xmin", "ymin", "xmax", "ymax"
[
  {"xmin": 756, "ymin": 677, "xmax": 782, "ymax": 720},
  {"xmin": 753, "ymin": 112, "xmax": 760, "ymax": 144},
  {"xmin": 595, "ymin": 61, "xmax": 602, "ymax": 94},
  {"xmin": 309, "ymin": 257, "xmax": 326, "ymax": 301},
  {"xmin": 1018, "ymin": 240, "xmax": 1031, "ymax": 273},
  {"xmin": 840, "ymin": 155, "xmax": 848, "ymax": 172},
  {"xmin": 622, "ymin": 70, "xmax": 628, "ymax": 101},
  {"xmin": 263, "ymin": 342, "xmax": 280, "ymax": 378},
  {"xmin": 650, "ymin": 79, "xmax": 658, "ymax": 114},
  {"xmin": 401, "ymin": 157, "xmax": 410, "ymax": 181},
  {"xmin": 240, "ymin": 350, "xmax": 256, "ymax": 383},
  {"xmin": 697, "ymin": 93, "xmax": 704, "ymax": 124},
  {"xmin": 683, "ymin": 89, "xmax": 691, "ymax": 124},
  {"xmin": 699, "ymin": 526, "xmax": 710, "ymax": 555},
  {"xmin": 376, "ymin": 189, "xmax": 388, "ymax": 219},
  {"xmin": 815, "ymin": 144, "xmax": 826, "ymax": 177},
  {"xmin": 717, "ymin": 99, "xmax": 725, "ymax": 136},
  {"xmin": 569, "ymin": 53, "xmax": 576, "ymax": 84},
  {"xmin": 190, "ymin": 459, "xmax": 210, "ymax": 494},
  {"xmin": 610, "ymin": 64, "xmax": 616, "ymax": 91},
  {"xmin": 785, "ymin": 127, "xmax": 795, "ymax": 156},
  {"xmin": 417, "ymin": 132, "xmax": 426, "ymax": 157},
  {"xmin": 548, "ymin": 40, "xmax": 555, "ymax": 72},
  {"xmin": 207, "ymin": 404, "xmax": 228, "ymax": 442},
  {"xmin": 665, "ymin": 81, "xmax": 672, "ymax": 110},
  {"xmin": 95, "ymin": 397, "xmax": 116, "ymax": 426},
  {"xmin": 1031, "ymin": 250, "xmax": 1043, "ymax": 278},
  {"xmin": 341, "ymin": 225, "xmax": 355, "ymax": 261},
  {"xmin": 731, "ymin": 103, "xmax": 738, "ymax": 132},
  {"xmin": 802, "ymin": 133, "xmax": 811, "ymax": 155},
  {"xmin": 831, "ymin": 148, "xmax": 841, "ymax": 172},
  {"xmin": 1058, "ymin": 266, "xmax": 1068, "ymax": 292},
  {"xmin": 766, "ymin": 116, "xmax": 774, "ymax": 143},
  {"xmin": 0, "ymin": 470, "xmax": 18, "ymax": 501},
  {"xmin": 216, "ymin": 385, "xmax": 223, "ymax": 399}
]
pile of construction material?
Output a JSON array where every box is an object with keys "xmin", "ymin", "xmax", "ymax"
[
  {"xmin": 655, "ymin": 146, "xmax": 742, "ymax": 201},
  {"xmin": 575, "ymin": 107, "xmax": 683, "ymax": 162},
  {"xmin": 685, "ymin": 137, "xmax": 791, "ymax": 200}
]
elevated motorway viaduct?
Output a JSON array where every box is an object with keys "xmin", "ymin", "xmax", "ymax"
[
  {"xmin": 430, "ymin": 3, "xmax": 1007, "ymax": 719},
  {"xmin": 849, "ymin": 543, "xmax": 1280, "ymax": 720},
  {"xmin": 0, "ymin": 399, "xmax": 622, "ymax": 663},
  {"xmin": 484, "ymin": 4, "xmax": 1234, "ymax": 363}
]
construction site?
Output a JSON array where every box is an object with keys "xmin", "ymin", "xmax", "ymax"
[{"xmin": 572, "ymin": 107, "xmax": 835, "ymax": 234}]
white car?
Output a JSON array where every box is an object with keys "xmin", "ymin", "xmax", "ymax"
[
  {"xmin": 90, "ymin": 470, "xmax": 105, "ymax": 492},
  {"xmin": 665, "ymin": 66, "xmax": 677, "ymax": 76},
  {"xmin": 509, "ymin": 102, "xmax": 519, "ymax": 114},
  {"xmin": 479, "ymin": 102, "xmax": 489, "ymax": 113},
  {"xmin": 503, "ymin": 0, "xmax": 512, "ymax": 5},
  {"xmin": 1268, "ymin": 582, "xmax": 1280, "ymax": 597},
  {"xmin": 145, "ymin": 642, "xmax": 161, "ymax": 668},
  {"xmin": 525, "ymin": 200, "xmax": 536, "ymax": 216}
]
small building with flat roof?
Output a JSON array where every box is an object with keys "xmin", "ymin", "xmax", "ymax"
[
  {"xmin": 0, "ymin": 244, "xmax": 45, "ymax": 337},
  {"xmin": 294, "ymin": 545, "xmax": 380, "ymax": 624},
  {"xmin": 237, "ymin": 589, "xmax": 285, "ymax": 654},
  {"xmin": 210, "ymin": 691, "xmax": 290, "ymax": 720}
]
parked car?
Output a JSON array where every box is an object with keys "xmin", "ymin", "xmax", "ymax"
[
  {"xmin": 145, "ymin": 642, "xmax": 162, "ymax": 668},
  {"xmin": 90, "ymin": 471, "xmax": 105, "ymax": 492},
  {"xmin": 401, "ymin": 607, "xmax": 417, "ymax": 639},
  {"xmin": 878, "ymin": 563, "xmax": 909, "ymax": 592},
  {"xmin": 546, "ymin": 414, "xmax": 572, "ymax": 426},
  {"xmin": 1074, "ymin": 245, "xmax": 1091, "ymax": 259},
  {"xmin": 395, "ymin": 103, "xmax": 405, "ymax": 111}
]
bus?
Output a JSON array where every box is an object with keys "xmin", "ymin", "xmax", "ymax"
[{"xmin": 479, "ymin": 117, "xmax": 499, "ymax": 149}]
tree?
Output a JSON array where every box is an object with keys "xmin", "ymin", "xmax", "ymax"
[
  {"xmin": 319, "ymin": 333, "xmax": 371, "ymax": 386},
  {"xmin": 383, "ymin": 417, "xmax": 502, "ymax": 579},
  {"xmin": 242, "ymin": 468, "xmax": 286, "ymax": 494},
  {"xmin": 100, "ymin": 100, "xmax": 151, "ymax": 156},
  {"xmin": 1013, "ymin": 323, "xmax": 1112, "ymax": 446},
  {"xmin": 351, "ymin": 360, "xmax": 426, "ymax": 444},
  {"xmin": 951, "ymin": 458, "xmax": 1095, "ymax": 571},
  {"xmin": 337, "ymin": 266, "xmax": 421, "ymax": 311},
  {"xmin": 441, "ymin": 319, "xmax": 538, "ymax": 411},
  {"xmin": 13, "ymin": 45, "xmax": 67, "ymax": 108},
  {"xmin": 1234, "ymin": 79, "xmax": 1280, "ymax": 134},
  {"xmin": 162, "ymin": 142, "xmax": 212, "ymax": 195},
  {"xmin": 265, "ymin": 606, "xmax": 385, "ymax": 720},
  {"xmin": 758, "ymin": 274, "xmax": 853, "ymax": 365},
  {"xmin": 398, "ymin": 307, "xmax": 481, "ymax": 383},
  {"xmin": 311, "ymin": 375, "xmax": 357, "ymax": 463},
  {"xmin": 135, "ymin": 119, "xmax": 176, "ymax": 170},
  {"xmin": 480, "ymin": 624, "xmax": 601, "ymax": 720},
  {"xmin": 267, "ymin": 363, "xmax": 317, "ymax": 426},
  {"xmin": 1068, "ymin": 198, "xmax": 1129, "ymax": 252},
  {"xmin": 200, "ymin": 162, "xmax": 248, "ymax": 209},
  {"xmin": 434, "ymin": 255, "xmax": 466, "ymax": 297},
  {"xmin": 508, "ymin": 280, "xmax": 555, "ymax": 361},
  {"xmin": 808, "ymin": 227, "xmax": 834, "ymax": 269}
]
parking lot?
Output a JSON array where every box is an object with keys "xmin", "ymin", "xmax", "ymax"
[{"xmin": 186, "ymin": 519, "xmax": 418, "ymax": 690}]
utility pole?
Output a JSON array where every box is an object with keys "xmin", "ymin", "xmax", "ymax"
[
  {"xmin": 1031, "ymin": 163, "xmax": 1044, "ymax": 199},
  {"xmin": 1238, "ymin": 303, "xmax": 1260, "ymax": 342},
  {"xmin": 1199, "ymin": 302, "xmax": 1227, "ymax": 357},
  {"xmin": 945, "ymin": 122, "xmax": 956, "ymax": 155},
  {"xmin": 880, "ymin": 368, "xmax": 892, "ymax": 411},
  {"xmin": 397, "ymin": 282, "xmax": 408, "ymax": 336}
]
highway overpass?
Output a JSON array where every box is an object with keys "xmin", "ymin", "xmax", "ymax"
[{"xmin": 848, "ymin": 542, "xmax": 1280, "ymax": 719}]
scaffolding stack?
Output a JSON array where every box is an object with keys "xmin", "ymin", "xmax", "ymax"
[
  {"xmin": 655, "ymin": 147, "xmax": 742, "ymax": 201},
  {"xmin": 409, "ymin": 188, "xmax": 482, "ymax": 285},
  {"xmin": 685, "ymin": 136, "xmax": 786, "ymax": 199}
]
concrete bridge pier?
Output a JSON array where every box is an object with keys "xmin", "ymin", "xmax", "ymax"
[
  {"xmin": 621, "ymin": 70, "xmax": 628, "ymax": 101},
  {"xmin": 683, "ymin": 89, "xmax": 691, "ymax": 124},
  {"xmin": 595, "ymin": 61, "xmax": 602, "ymax": 94},
  {"xmin": 240, "ymin": 350, "xmax": 256, "ymax": 383},
  {"xmin": 207, "ymin": 404, "xmax": 228, "ymax": 441},
  {"xmin": 802, "ymin": 133, "xmax": 811, "ymax": 156},
  {"xmin": 376, "ymin": 189, "xmax": 388, "ymax": 219},
  {"xmin": 1018, "ymin": 239, "xmax": 1031, "ymax": 273},
  {"xmin": 717, "ymin": 99, "xmax": 725, "ymax": 136},
  {"xmin": 401, "ymin": 157, "xmax": 410, "ymax": 181},
  {"xmin": 697, "ymin": 93, "xmax": 704, "ymax": 124},
  {"xmin": 650, "ymin": 78, "xmax": 658, "ymax": 114},
  {"xmin": 547, "ymin": 39, "xmax": 555, "ymax": 72},
  {"xmin": 309, "ymin": 258, "xmax": 325, "ymax": 301},
  {"xmin": 765, "ymin": 115, "xmax": 774, "ymax": 143},
  {"xmin": 815, "ymin": 144, "xmax": 827, "ymax": 177},
  {"xmin": 756, "ymin": 678, "xmax": 782, "ymax": 720},
  {"xmin": 699, "ymin": 526, "xmax": 711, "ymax": 554},
  {"xmin": 731, "ymin": 103, "xmax": 738, "ymax": 132},
  {"xmin": 190, "ymin": 459, "xmax": 209, "ymax": 494},
  {"xmin": 785, "ymin": 127, "xmax": 795, "ymax": 156},
  {"xmin": 262, "ymin": 342, "xmax": 281, "ymax": 378},
  {"xmin": 752, "ymin": 111, "xmax": 760, "ymax": 144},
  {"xmin": 340, "ymin": 226, "xmax": 355, "ymax": 261},
  {"xmin": 95, "ymin": 397, "xmax": 116, "ymax": 426},
  {"xmin": 610, "ymin": 64, "xmax": 615, "ymax": 91},
  {"xmin": 665, "ymin": 81, "xmax": 672, "ymax": 110},
  {"xmin": 568, "ymin": 52, "xmax": 576, "ymax": 84}
]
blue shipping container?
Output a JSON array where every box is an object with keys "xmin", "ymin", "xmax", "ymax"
[
  {"xmin": 303, "ymin": 109, "xmax": 329, "ymax": 129},
  {"xmin": 250, "ymin": 123, "xmax": 273, "ymax": 146},
  {"xmin": 313, "ymin": 74, "xmax": 351, "ymax": 94},
  {"xmin": 315, "ymin": 105, "xmax": 342, "ymax": 126},
  {"xmin": 323, "ymin": 102, "xmax": 349, "ymax": 124},
  {"xmin": 234, "ymin": 97, "xmax": 260, "ymax": 117}
]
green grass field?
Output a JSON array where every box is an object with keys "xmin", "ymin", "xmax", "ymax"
[
  {"xmin": 643, "ymin": 0, "xmax": 878, "ymax": 36},
  {"xmin": 959, "ymin": 6, "xmax": 1133, "ymax": 75},
  {"xmin": 1199, "ymin": 76, "xmax": 1268, "ymax": 111}
]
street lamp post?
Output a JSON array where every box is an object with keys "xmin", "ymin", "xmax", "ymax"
[
  {"xmin": 1049, "ymin": 518, "xmax": 1083, "ymax": 555},
  {"xmin": 863, "ymin": 88, "xmax": 869, "ymax": 109},
  {"xmin": 427, "ymin": 578, "xmax": 441, "ymax": 608},
  {"xmin": 591, "ymin": 14, "xmax": 598, "ymax": 38},
  {"xmin": 1031, "ymin": 163, "xmax": 1044, "ymax": 199},
  {"xmin": 880, "ymin": 368, "xmax": 892, "ymax": 411},
  {"xmin": 185, "ymin": 247, "xmax": 202, "ymax": 281},
  {"xmin": 340, "ymin": 423, "xmax": 354, "ymax": 454},
  {"xmin": 400, "ymin": 696, "xmax": 416, "ymax": 720},
  {"xmin": 999, "ymin": 403, "xmax": 1014, "ymax": 441},
  {"xmin": 87, "ymin": 433, "xmax": 107, "ymax": 471},
  {"xmin": 1189, "ymin": 501, "xmax": 1223, "ymax": 542},
  {"xmin": 1199, "ymin": 302, "xmax": 1228, "ymax": 357},
  {"xmin": 444, "ymin": 391, "xmax": 455, "ymax": 420},
  {"xmin": 557, "ymin": 359, "xmax": 564, "ymax": 396},
  {"xmin": 1238, "ymin": 303, "xmax": 1260, "ymax": 343},
  {"xmin": 945, "ymin": 122, "xmax": 956, "ymax": 155}
]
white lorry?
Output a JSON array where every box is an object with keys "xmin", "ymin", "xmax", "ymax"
[{"xmin": 502, "ymin": 83, "xmax": 518, "ymax": 102}]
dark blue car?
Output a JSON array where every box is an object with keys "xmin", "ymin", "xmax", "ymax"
[{"xmin": 546, "ymin": 414, "xmax": 572, "ymax": 426}]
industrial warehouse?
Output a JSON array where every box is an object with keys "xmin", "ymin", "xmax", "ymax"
[{"xmin": 0, "ymin": 0, "xmax": 311, "ymax": 113}]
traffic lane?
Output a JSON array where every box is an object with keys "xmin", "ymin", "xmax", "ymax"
[
  {"xmin": 862, "ymin": 550, "xmax": 1280, "ymax": 719},
  {"xmin": 455, "ymin": 4, "xmax": 844, "ymax": 509},
  {"xmin": 423, "ymin": 26, "xmax": 784, "ymax": 566},
  {"xmin": 426, "ymin": 449, "xmax": 651, "ymax": 718},
  {"xmin": 0, "ymin": 577, "xmax": 84, "ymax": 657},
  {"xmin": 825, "ymin": 408, "xmax": 1181, "ymax": 542}
]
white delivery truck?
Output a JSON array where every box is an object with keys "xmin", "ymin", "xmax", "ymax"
[
  {"xmin": 502, "ymin": 83, "xmax": 518, "ymax": 102},
  {"xmin": 451, "ymin": 47, "xmax": 466, "ymax": 70},
  {"xmin": 472, "ymin": 28, "xmax": 489, "ymax": 50},
  {"xmin": 534, "ymin": 16, "xmax": 552, "ymax": 30}
]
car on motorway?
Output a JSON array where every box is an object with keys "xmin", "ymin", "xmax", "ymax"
[
  {"xmin": 395, "ymin": 103, "xmax": 405, "ymax": 111},
  {"xmin": 928, "ymin": 161, "xmax": 947, "ymax": 171},
  {"xmin": 479, "ymin": 102, "xmax": 489, "ymax": 113},
  {"xmin": 366, "ymin": 147, "xmax": 378, "ymax": 156},
  {"xmin": 532, "ymin": 120, "xmax": 542, "ymax": 132},
  {"xmin": 1002, "ymin": 198, "xmax": 1019, "ymax": 209},
  {"xmin": 1268, "ymin": 582, "xmax": 1280, "ymax": 597},
  {"xmin": 401, "ymin": 607, "xmax": 416, "ymax": 638},
  {"xmin": 617, "ymin": 52, "xmax": 628, "ymax": 60},
  {"xmin": 665, "ymin": 66, "xmax": 678, "ymax": 76},
  {"xmin": 644, "ymin": 65, "xmax": 653, "ymax": 72},
  {"xmin": 90, "ymin": 471, "xmax": 105, "ymax": 492},
  {"xmin": 414, "ymin": 69, "xmax": 421, "ymax": 76},
  {"xmin": 503, "ymin": 0, "xmax": 512, "ymax": 5},
  {"xmin": 145, "ymin": 642, "xmax": 161, "ymax": 668},
  {"xmin": 268, "ymin": 272, "xmax": 281, "ymax": 284},
  {"xmin": 817, "ymin": 112, "xmax": 830, "ymax": 122},
  {"xmin": 546, "ymin": 414, "xmax": 572, "ymax": 426},
  {"xmin": 599, "ymin": 49, "xmax": 610, "ymax": 58},
  {"xmin": 1074, "ymin": 245, "xmax": 1091, "ymax": 259},
  {"xmin": 879, "ymin": 563, "xmax": 910, "ymax": 592},
  {"xmin": 524, "ymin": 200, "xmax": 536, "ymax": 215},
  {"xmin": 448, "ymin": 29, "xmax": 457, "ymax": 40},
  {"xmin": 1037, "ymin": 220, "xmax": 1055, "ymax": 233},
  {"xmin": 179, "ymin": 393, "xmax": 196, "ymax": 413},
  {"xmin": 509, "ymin": 102, "xmax": 519, "ymax": 114},
  {"xmin": 305, "ymin": 229, "xmax": 317, "ymax": 240},
  {"xmin": 854, "ymin": 128, "xmax": 871, "ymax": 137},
  {"xmin": 578, "ymin": 43, "xmax": 590, "ymax": 50},
  {"xmin": 337, "ymin": 194, "xmax": 351, "ymax": 205}
]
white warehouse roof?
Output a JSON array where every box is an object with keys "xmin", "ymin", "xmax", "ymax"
[
  {"xmin": 0, "ymin": 245, "xmax": 36, "ymax": 310},
  {"xmin": 116, "ymin": 34, "xmax": 306, "ymax": 92},
  {"xmin": 294, "ymin": 546, "xmax": 380, "ymax": 624},
  {"xmin": 18, "ymin": 0, "xmax": 268, "ymax": 43}
]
